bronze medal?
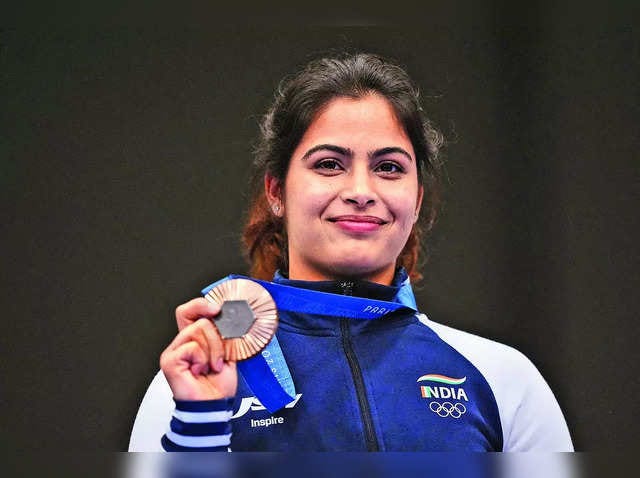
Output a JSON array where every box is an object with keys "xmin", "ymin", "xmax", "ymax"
[{"xmin": 204, "ymin": 278, "xmax": 278, "ymax": 361}]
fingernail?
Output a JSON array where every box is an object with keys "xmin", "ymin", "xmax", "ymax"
[{"xmin": 216, "ymin": 357, "xmax": 224, "ymax": 371}]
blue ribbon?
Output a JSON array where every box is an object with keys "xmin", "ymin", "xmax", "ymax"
[{"xmin": 202, "ymin": 275, "xmax": 417, "ymax": 412}]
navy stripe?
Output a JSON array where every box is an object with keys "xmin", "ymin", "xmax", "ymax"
[
  {"xmin": 170, "ymin": 417, "xmax": 232, "ymax": 437},
  {"xmin": 174, "ymin": 398, "xmax": 234, "ymax": 412},
  {"xmin": 161, "ymin": 435, "xmax": 228, "ymax": 452}
]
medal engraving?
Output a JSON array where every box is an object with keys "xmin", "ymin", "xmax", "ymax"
[
  {"xmin": 216, "ymin": 300, "xmax": 256, "ymax": 338},
  {"xmin": 205, "ymin": 278, "xmax": 278, "ymax": 361}
]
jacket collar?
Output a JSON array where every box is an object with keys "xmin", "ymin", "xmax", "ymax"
[{"xmin": 272, "ymin": 268, "xmax": 410, "ymax": 303}]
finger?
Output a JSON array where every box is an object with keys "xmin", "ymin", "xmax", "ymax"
[
  {"xmin": 160, "ymin": 340, "xmax": 209, "ymax": 378},
  {"xmin": 199, "ymin": 317, "xmax": 227, "ymax": 372},
  {"xmin": 175, "ymin": 298, "xmax": 221, "ymax": 330},
  {"xmin": 166, "ymin": 318, "xmax": 229, "ymax": 373}
]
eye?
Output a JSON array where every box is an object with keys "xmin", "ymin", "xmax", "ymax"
[
  {"xmin": 375, "ymin": 161, "xmax": 404, "ymax": 175},
  {"xmin": 314, "ymin": 159, "xmax": 344, "ymax": 173}
]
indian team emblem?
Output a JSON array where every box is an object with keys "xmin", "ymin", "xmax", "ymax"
[{"xmin": 417, "ymin": 374, "xmax": 469, "ymax": 419}]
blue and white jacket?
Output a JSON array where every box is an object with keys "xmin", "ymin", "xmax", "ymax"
[{"xmin": 129, "ymin": 271, "xmax": 573, "ymax": 452}]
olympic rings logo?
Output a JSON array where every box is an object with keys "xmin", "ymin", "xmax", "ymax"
[{"xmin": 429, "ymin": 401, "xmax": 467, "ymax": 418}]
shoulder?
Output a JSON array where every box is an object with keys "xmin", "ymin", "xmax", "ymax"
[
  {"xmin": 417, "ymin": 314, "xmax": 574, "ymax": 451},
  {"xmin": 418, "ymin": 314, "xmax": 533, "ymax": 378}
]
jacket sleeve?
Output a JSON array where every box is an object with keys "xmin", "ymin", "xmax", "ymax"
[
  {"xmin": 128, "ymin": 370, "xmax": 233, "ymax": 452},
  {"xmin": 493, "ymin": 348, "xmax": 574, "ymax": 451},
  {"xmin": 161, "ymin": 398, "xmax": 233, "ymax": 451}
]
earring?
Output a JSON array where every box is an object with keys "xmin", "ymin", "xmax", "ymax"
[{"xmin": 272, "ymin": 203, "xmax": 281, "ymax": 216}]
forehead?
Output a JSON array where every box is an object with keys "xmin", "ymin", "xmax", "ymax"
[{"xmin": 296, "ymin": 94, "xmax": 413, "ymax": 154}]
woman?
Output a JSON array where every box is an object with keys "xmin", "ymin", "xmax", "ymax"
[{"xmin": 129, "ymin": 53, "xmax": 573, "ymax": 451}]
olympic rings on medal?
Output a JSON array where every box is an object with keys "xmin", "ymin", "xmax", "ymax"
[{"xmin": 429, "ymin": 401, "xmax": 467, "ymax": 418}]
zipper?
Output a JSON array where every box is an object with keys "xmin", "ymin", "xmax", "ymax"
[
  {"xmin": 338, "ymin": 280, "xmax": 354, "ymax": 296},
  {"xmin": 338, "ymin": 280, "xmax": 380, "ymax": 451}
]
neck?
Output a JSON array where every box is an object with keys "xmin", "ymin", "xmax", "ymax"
[{"xmin": 287, "ymin": 263, "xmax": 396, "ymax": 286}]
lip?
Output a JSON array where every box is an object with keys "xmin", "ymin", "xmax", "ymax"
[{"xmin": 328, "ymin": 215, "xmax": 388, "ymax": 233}]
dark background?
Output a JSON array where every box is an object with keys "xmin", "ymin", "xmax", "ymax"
[{"xmin": 2, "ymin": 4, "xmax": 638, "ymax": 451}]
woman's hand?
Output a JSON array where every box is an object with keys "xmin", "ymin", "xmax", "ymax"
[{"xmin": 160, "ymin": 298, "xmax": 237, "ymax": 400}]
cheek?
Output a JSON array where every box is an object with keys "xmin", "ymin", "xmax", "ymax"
[
  {"xmin": 389, "ymin": 193, "xmax": 419, "ymax": 224},
  {"xmin": 286, "ymin": 182, "xmax": 336, "ymax": 216}
]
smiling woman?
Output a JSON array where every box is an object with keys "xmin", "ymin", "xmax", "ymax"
[
  {"xmin": 128, "ymin": 52, "xmax": 573, "ymax": 452},
  {"xmin": 267, "ymin": 94, "xmax": 423, "ymax": 284},
  {"xmin": 243, "ymin": 53, "xmax": 443, "ymax": 285}
]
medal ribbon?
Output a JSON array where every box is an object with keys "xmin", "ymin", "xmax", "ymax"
[{"xmin": 201, "ymin": 274, "xmax": 417, "ymax": 412}]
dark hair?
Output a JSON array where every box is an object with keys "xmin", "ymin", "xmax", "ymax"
[{"xmin": 242, "ymin": 52, "xmax": 444, "ymax": 281}]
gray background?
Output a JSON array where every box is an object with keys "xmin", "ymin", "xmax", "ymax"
[{"xmin": 2, "ymin": 4, "xmax": 638, "ymax": 450}]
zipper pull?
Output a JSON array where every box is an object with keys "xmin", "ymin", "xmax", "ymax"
[{"xmin": 339, "ymin": 280, "xmax": 355, "ymax": 296}]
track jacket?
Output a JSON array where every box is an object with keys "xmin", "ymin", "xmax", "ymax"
[{"xmin": 129, "ymin": 270, "xmax": 573, "ymax": 451}]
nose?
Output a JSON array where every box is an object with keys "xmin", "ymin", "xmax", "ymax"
[{"xmin": 340, "ymin": 165, "xmax": 377, "ymax": 208}]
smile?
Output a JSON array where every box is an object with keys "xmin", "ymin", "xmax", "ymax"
[{"xmin": 328, "ymin": 215, "xmax": 388, "ymax": 233}]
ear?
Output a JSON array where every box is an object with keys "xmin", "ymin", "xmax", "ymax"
[
  {"xmin": 265, "ymin": 173, "xmax": 283, "ymax": 216},
  {"xmin": 414, "ymin": 185, "xmax": 424, "ymax": 223}
]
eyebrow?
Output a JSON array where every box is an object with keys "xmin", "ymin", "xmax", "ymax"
[
  {"xmin": 301, "ymin": 144, "xmax": 353, "ymax": 160},
  {"xmin": 301, "ymin": 144, "xmax": 413, "ymax": 162},
  {"xmin": 371, "ymin": 146, "xmax": 414, "ymax": 162}
]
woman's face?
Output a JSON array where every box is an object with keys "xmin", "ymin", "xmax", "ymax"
[{"xmin": 267, "ymin": 94, "xmax": 423, "ymax": 285}]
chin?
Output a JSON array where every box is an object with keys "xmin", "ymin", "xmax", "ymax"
[{"xmin": 327, "ymin": 259, "xmax": 389, "ymax": 281}]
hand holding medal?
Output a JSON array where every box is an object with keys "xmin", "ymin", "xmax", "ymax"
[{"xmin": 160, "ymin": 279, "xmax": 278, "ymax": 401}]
